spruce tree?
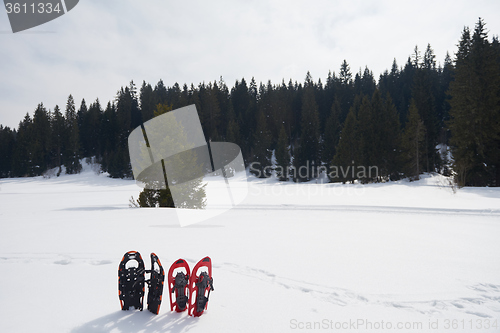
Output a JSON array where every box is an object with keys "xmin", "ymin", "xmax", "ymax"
[
  {"xmin": 64, "ymin": 95, "xmax": 82, "ymax": 174},
  {"xmin": 275, "ymin": 124, "xmax": 290, "ymax": 181},
  {"xmin": 401, "ymin": 99, "xmax": 426, "ymax": 180},
  {"xmin": 380, "ymin": 93, "xmax": 402, "ymax": 180},
  {"xmin": 293, "ymin": 85, "xmax": 320, "ymax": 182},
  {"xmin": 50, "ymin": 105, "xmax": 65, "ymax": 175},
  {"xmin": 225, "ymin": 102, "xmax": 241, "ymax": 145},
  {"xmin": 77, "ymin": 99, "xmax": 88, "ymax": 156},
  {"xmin": 84, "ymin": 99, "xmax": 103, "ymax": 160},
  {"xmin": 412, "ymin": 55, "xmax": 439, "ymax": 173},
  {"xmin": 100, "ymin": 102, "xmax": 119, "ymax": 176},
  {"xmin": 448, "ymin": 19, "xmax": 500, "ymax": 186},
  {"xmin": 331, "ymin": 100, "xmax": 360, "ymax": 183},
  {"xmin": 356, "ymin": 95, "xmax": 375, "ymax": 182},
  {"xmin": 337, "ymin": 60, "xmax": 355, "ymax": 123},
  {"xmin": 31, "ymin": 103, "xmax": 51, "ymax": 175},
  {"xmin": 250, "ymin": 111, "xmax": 272, "ymax": 178},
  {"xmin": 140, "ymin": 81, "xmax": 155, "ymax": 123},
  {"xmin": 11, "ymin": 114, "xmax": 33, "ymax": 177},
  {"xmin": 199, "ymin": 82, "xmax": 221, "ymax": 141},
  {"xmin": 322, "ymin": 98, "xmax": 341, "ymax": 173},
  {"xmin": 0, "ymin": 126, "xmax": 15, "ymax": 177}
]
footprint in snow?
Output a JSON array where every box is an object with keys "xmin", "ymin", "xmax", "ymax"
[
  {"xmin": 89, "ymin": 260, "xmax": 113, "ymax": 266},
  {"xmin": 54, "ymin": 259, "xmax": 71, "ymax": 265}
]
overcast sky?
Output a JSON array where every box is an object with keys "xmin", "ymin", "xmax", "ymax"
[{"xmin": 1, "ymin": 0, "xmax": 499, "ymax": 129}]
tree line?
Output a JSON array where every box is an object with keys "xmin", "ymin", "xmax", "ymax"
[{"xmin": 0, "ymin": 18, "xmax": 498, "ymax": 186}]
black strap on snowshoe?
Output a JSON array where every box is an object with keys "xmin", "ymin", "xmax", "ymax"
[
  {"xmin": 147, "ymin": 254, "xmax": 165, "ymax": 315},
  {"xmin": 195, "ymin": 272, "xmax": 214, "ymax": 313},
  {"xmin": 172, "ymin": 272, "xmax": 189, "ymax": 310}
]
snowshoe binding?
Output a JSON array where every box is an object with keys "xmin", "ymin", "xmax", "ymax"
[{"xmin": 167, "ymin": 258, "xmax": 191, "ymax": 312}]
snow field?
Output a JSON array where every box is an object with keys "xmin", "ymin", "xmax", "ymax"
[{"xmin": 0, "ymin": 166, "xmax": 499, "ymax": 332}]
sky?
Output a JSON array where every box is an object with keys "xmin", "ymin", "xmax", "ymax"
[{"xmin": 1, "ymin": 0, "xmax": 500, "ymax": 129}]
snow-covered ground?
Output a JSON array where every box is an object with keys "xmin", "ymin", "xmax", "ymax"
[{"xmin": 1, "ymin": 163, "xmax": 499, "ymax": 332}]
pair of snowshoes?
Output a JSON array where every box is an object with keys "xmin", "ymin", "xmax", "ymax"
[
  {"xmin": 118, "ymin": 251, "xmax": 165, "ymax": 315},
  {"xmin": 118, "ymin": 251, "xmax": 213, "ymax": 317},
  {"xmin": 168, "ymin": 256, "xmax": 214, "ymax": 317}
]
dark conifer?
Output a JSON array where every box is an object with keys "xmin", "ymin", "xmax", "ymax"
[
  {"xmin": 50, "ymin": 104, "xmax": 65, "ymax": 175},
  {"xmin": 0, "ymin": 126, "xmax": 15, "ymax": 177},
  {"xmin": 64, "ymin": 95, "xmax": 81, "ymax": 174},
  {"xmin": 401, "ymin": 99, "xmax": 426, "ymax": 180},
  {"xmin": 275, "ymin": 124, "xmax": 290, "ymax": 181},
  {"xmin": 448, "ymin": 19, "xmax": 500, "ymax": 186},
  {"xmin": 294, "ymin": 85, "xmax": 320, "ymax": 182},
  {"xmin": 250, "ymin": 111, "xmax": 272, "ymax": 178},
  {"xmin": 331, "ymin": 98, "xmax": 361, "ymax": 183}
]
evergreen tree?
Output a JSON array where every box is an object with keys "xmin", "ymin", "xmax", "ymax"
[
  {"xmin": 294, "ymin": 85, "xmax": 320, "ymax": 182},
  {"xmin": 331, "ymin": 99, "xmax": 361, "ymax": 183},
  {"xmin": 339, "ymin": 60, "xmax": 352, "ymax": 85},
  {"xmin": 337, "ymin": 60, "xmax": 355, "ymax": 123},
  {"xmin": 354, "ymin": 67, "xmax": 376, "ymax": 97},
  {"xmin": 275, "ymin": 124, "xmax": 290, "ymax": 181},
  {"xmin": 225, "ymin": 102, "xmax": 241, "ymax": 145},
  {"xmin": 401, "ymin": 99, "xmax": 426, "ymax": 180},
  {"xmin": 356, "ymin": 95, "xmax": 375, "ymax": 182},
  {"xmin": 113, "ymin": 84, "xmax": 141, "ymax": 178},
  {"xmin": 50, "ymin": 105, "xmax": 65, "ymax": 175},
  {"xmin": 154, "ymin": 79, "xmax": 168, "ymax": 106},
  {"xmin": 216, "ymin": 77, "xmax": 231, "ymax": 135},
  {"xmin": 11, "ymin": 114, "xmax": 33, "ymax": 176},
  {"xmin": 322, "ymin": 97, "xmax": 341, "ymax": 172},
  {"xmin": 100, "ymin": 102, "xmax": 119, "ymax": 176},
  {"xmin": 412, "ymin": 45, "xmax": 421, "ymax": 68},
  {"xmin": 82, "ymin": 99, "xmax": 103, "ymax": 160},
  {"xmin": 413, "ymin": 46, "xmax": 439, "ymax": 173},
  {"xmin": 31, "ymin": 103, "xmax": 51, "ymax": 175},
  {"xmin": 199, "ymin": 82, "xmax": 221, "ymax": 141},
  {"xmin": 139, "ymin": 81, "xmax": 155, "ymax": 123},
  {"xmin": 379, "ymin": 93, "xmax": 402, "ymax": 180},
  {"xmin": 437, "ymin": 52, "xmax": 453, "ymax": 143},
  {"xmin": 448, "ymin": 19, "xmax": 500, "ymax": 186},
  {"xmin": 0, "ymin": 126, "xmax": 15, "ymax": 177},
  {"xmin": 250, "ymin": 111, "xmax": 272, "ymax": 178},
  {"xmin": 231, "ymin": 78, "xmax": 255, "ymax": 161},
  {"xmin": 77, "ymin": 99, "xmax": 88, "ymax": 156},
  {"xmin": 64, "ymin": 95, "xmax": 82, "ymax": 174},
  {"xmin": 423, "ymin": 43, "xmax": 437, "ymax": 70},
  {"xmin": 397, "ymin": 57, "xmax": 417, "ymax": 126}
]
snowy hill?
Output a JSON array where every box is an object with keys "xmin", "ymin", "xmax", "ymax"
[{"xmin": 1, "ymin": 165, "xmax": 500, "ymax": 332}]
